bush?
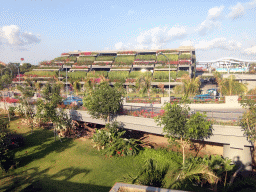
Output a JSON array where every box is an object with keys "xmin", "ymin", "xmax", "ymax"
[
  {"xmin": 92, "ymin": 122, "xmax": 142, "ymax": 157},
  {"xmin": 8, "ymin": 107, "xmax": 16, "ymax": 117},
  {"xmin": 125, "ymin": 158, "xmax": 169, "ymax": 188},
  {"xmin": 0, "ymin": 119, "xmax": 15, "ymax": 173},
  {"xmin": 77, "ymin": 56, "xmax": 96, "ymax": 61},
  {"xmin": 6, "ymin": 133, "xmax": 25, "ymax": 150},
  {"xmin": 177, "ymin": 71, "xmax": 189, "ymax": 77},
  {"xmin": 179, "ymin": 54, "xmax": 191, "ymax": 60},
  {"xmin": 68, "ymin": 71, "xmax": 87, "ymax": 80}
]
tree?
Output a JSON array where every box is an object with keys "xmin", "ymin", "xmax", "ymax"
[
  {"xmin": 213, "ymin": 72, "xmax": 247, "ymax": 96},
  {"xmin": 156, "ymin": 103, "xmax": 212, "ymax": 166},
  {"xmin": 19, "ymin": 63, "xmax": 32, "ymax": 73},
  {"xmin": 158, "ymin": 83, "xmax": 165, "ymax": 97},
  {"xmin": 83, "ymin": 82, "xmax": 123, "ymax": 123},
  {"xmin": 181, "ymin": 74, "xmax": 201, "ymax": 97},
  {"xmin": 240, "ymin": 98, "xmax": 256, "ymax": 163},
  {"xmin": 36, "ymin": 83, "xmax": 64, "ymax": 141},
  {"xmin": 73, "ymin": 80, "xmax": 81, "ymax": 95},
  {"xmin": 135, "ymin": 75, "xmax": 152, "ymax": 97},
  {"xmin": 17, "ymin": 84, "xmax": 35, "ymax": 133}
]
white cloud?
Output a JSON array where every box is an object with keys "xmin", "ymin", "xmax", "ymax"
[
  {"xmin": 197, "ymin": 20, "xmax": 221, "ymax": 36},
  {"xmin": 196, "ymin": 6, "xmax": 224, "ymax": 36},
  {"xmin": 244, "ymin": 45, "xmax": 256, "ymax": 54},
  {"xmin": 228, "ymin": 3, "xmax": 245, "ymax": 20},
  {"xmin": 195, "ymin": 38, "xmax": 242, "ymax": 50},
  {"xmin": 135, "ymin": 26, "xmax": 187, "ymax": 49},
  {"xmin": 0, "ymin": 25, "xmax": 40, "ymax": 49},
  {"xmin": 207, "ymin": 6, "xmax": 225, "ymax": 20},
  {"xmin": 115, "ymin": 42, "xmax": 124, "ymax": 50},
  {"xmin": 181, "ymin": 40, "xmax": 194, "ymax": 46}
]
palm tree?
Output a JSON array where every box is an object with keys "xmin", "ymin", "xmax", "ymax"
[
  {"xmin": 213, "ymin": 72, "xmax": 247, "ymax": 96},
  {"xmin": 135, "ymin": 75, "xmax": 152, "ymax": 97},
  {"xmin": 181, "ymin": 74, "xmax": 201, "ymax": 97},
  {"xmin": 73, "ymin": 80, "xmax": 81, "ymax": 95}
]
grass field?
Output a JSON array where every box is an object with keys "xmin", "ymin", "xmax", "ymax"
[{"xmin": 0, "ymin": 115, "xmax": 182, "ymax": 192}]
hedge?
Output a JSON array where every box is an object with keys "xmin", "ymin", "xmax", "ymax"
[
  {"xmin": 95, "ymin": 56, "xmax": 114, "ymax": 61},
  {"xmin": 24, "ymin": 71, "xmax": 58, "ymax": 77},
  {"xmin": 153, "ymin": 71, "xmax": 177, "ymax": 80},
  {"xmin": 53, "ymin": 56, "xmax": 69, "ymax": 61},
  {"xmin": 177, "ymin": 71, "xmax": 189, "ymax": 77},
  {"xmin": 178, "ymin": 54, "xmax": 191, "ymax": 60},
  {"xmin": 108, "ymin": 71, "xmax": 129, "ymax": 81},
  {"xmin": 157, "ymin": 54, "xmax": 178, "ymax": 62},
  {"xmin": 135, "ymin": 54, "xmax": 156, "ymax": 61},
  {"xmin": 87, "ymin": 71, "xmax": 108, "ymax": 78},
  {"xmin": 68, "ymin": 71, "xmax": 87, "ymax": 80},
  {"xmin": 77, "ymin": 56, "xmax": 96, "ymax": 61},
  {"xmin": 129, "ymin": 71, "xmax": 152, "ymax": 78},
  {"xmin": 114, "ymin": 55, "xmax": 135, "ymax": 65}
]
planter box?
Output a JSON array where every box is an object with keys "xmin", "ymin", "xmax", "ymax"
[
  {"xmin": 117, "ymin": 54, "xmax": 136, "ymax": 56},
  {"xmin": 133, "ymin": 65, "xmax": 154, "ymax": 68}
]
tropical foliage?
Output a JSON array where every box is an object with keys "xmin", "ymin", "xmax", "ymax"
[
  {"xmin": 67, "ymin": 71, "xmax": 87, "ymax": 80},
  {"xmin": 83, "ymin": 82, "xmax": 123, "ymax": 122},
  {"xmin": 156, "ymin": 103, "xmax": 212, "ymax": 166},
  {"xmin": 24, "ymin": 71, "xmax": 59, "ymax": 78},
  {"xmin": 214, "ymin": 72, "xmax": 247, "ymax": 96}
]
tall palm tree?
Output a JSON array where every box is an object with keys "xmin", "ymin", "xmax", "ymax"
[
  {"xmin": 181, "ymin": 74, "xmax": 201, "ymax": 97},
  {"xmin": 213, "ymin": 72, "xmax": 247, "ymax": 96},
  {"xmin": 73, "ymin": 80, "xmax": 81, "ymax": 95}
]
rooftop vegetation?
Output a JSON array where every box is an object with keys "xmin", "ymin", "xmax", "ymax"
[
  {"xmin": 67, "ymin": 71, "xmax": 87, "ymax": 80},
  {"xmin": 153, "ymin": 71, "xmax": 177, "ymax": 81},
  {"xmin": 179, "ymin": 54, "xmax": 191, "ymax": 60}
]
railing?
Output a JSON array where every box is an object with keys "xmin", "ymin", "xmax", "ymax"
[
  {"xmin": 126, "ymin": 97, "xmax": 161, "ymax": 104},
  {"xmin": 121, "ymin": 105, "xmax": 243, "ymax": 122},
  {"xmin": 170, "ymin": 96, "xmax": 225, "ymax": 104}
]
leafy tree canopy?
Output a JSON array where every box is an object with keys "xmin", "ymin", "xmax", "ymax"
[{"xmin": 83, "ymin": 82, "xmax": 123, "ymax": 122}]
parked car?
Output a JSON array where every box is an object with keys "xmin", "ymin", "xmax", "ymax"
[
  {"xmin": 194, "ymin": 88, "xmax": 219, "ymax": 100},
  {"xmin": 63, "ymin": 96, "xmax": 83, "ymax": 106}
]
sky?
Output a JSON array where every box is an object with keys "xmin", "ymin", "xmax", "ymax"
[{"xmin": 0, "ymin": 0, "xmax": 256, "ymax": 65}]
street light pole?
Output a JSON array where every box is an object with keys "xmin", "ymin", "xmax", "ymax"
[
  {"xmin": 66, "ymin": 67, "xmax": 68, "ymax": 98},
  {"xmin": 158, "ymin": 52, "xmax": 170, "ymax": 99}
]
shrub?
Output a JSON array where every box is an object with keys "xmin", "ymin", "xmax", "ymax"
[
  {"xmin": 6, "ymin": 134, "xmax": 25, "ymax": 150},
  {"xmin": 8, "ymin": 107, "xmax": 16, "ymax": 117},
  {"xmin": 87, "ymin": 71, "xmax": 108, "ymax": 78},
  {"xmin": 53, "ymin": 56, "xmax": 69, "ymax": 61},
  {"xmin": 92, "ymin": 122, "xmax": 142, "ymax": 157},
  {"xmin": 125, "ymin": 158, "xmax": 169, "ymax": 188},
  {"xmin": 177, "ymin": 71, "xmax": 189, "ymax": 77}
]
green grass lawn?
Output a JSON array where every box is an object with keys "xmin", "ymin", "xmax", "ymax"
[{"xmin": 0, "ymin": 116, "xmax": 182, "ymax": 192}]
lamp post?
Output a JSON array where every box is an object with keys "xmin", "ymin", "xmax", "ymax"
[{"xmin": 157, "ymin": 52, "xmax": 170, "ymax": 99}]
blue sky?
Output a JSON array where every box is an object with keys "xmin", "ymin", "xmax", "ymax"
[{"xmin": 0, "ymin": 0, "xmax": 256, "ymax": 65}]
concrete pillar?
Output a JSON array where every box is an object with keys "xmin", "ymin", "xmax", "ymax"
[{"xmin": 223, "ymin": 144, "xmax": 252, "ymax": 171}]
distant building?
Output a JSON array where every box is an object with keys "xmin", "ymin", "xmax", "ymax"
[{"xmin": 197, "ymin": 57, "xmax": 256, "ymax": 73}]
